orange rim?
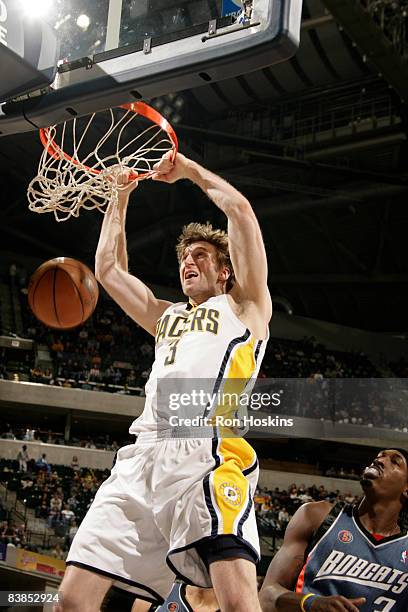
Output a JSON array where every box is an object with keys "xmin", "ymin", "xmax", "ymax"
[{"xmin": 39, "ymin": 101, "xmax": 179, "ymax": 180}]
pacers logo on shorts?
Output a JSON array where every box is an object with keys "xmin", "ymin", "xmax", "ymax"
[
  {"xmin": 338, "ymin": 529, "xmax": 353, "ymax": 543},
  {"xmin": 219, "ymin": 482, "xmax": 242, "ymax": 506},
  {"xmin": 167, "ymin": 603, "xmax": 179, "ymax": 612}
]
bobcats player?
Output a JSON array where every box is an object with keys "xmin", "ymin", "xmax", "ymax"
[
  {"xmin": 260, "ymin": 448, "xmax": 408, "ymax": 611},
  {"xmin": 133, "ymin": 584, "xmax": 220, "ymax": 611},
  {"xmin": 57, "ymin": 152, "xmax": 271, "ymax": 611}
]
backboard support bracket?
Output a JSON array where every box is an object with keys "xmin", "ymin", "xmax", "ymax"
[
  {"xmin": 58, "ymin": 57, "xmax": 94, "ymax": 74},
  {"xmin": 202, "ymin": 21, "xmax": 261, "ymax": 43},
  {"xmin": 208, "ymin": 20, "xmax": 217, "ymax": 37},
  {"xmin": 143, "ymin": 38, "xmax": 152, "ymax": 55}
]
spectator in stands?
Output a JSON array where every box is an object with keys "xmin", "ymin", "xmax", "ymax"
[
  {"xmin": 50, "ymin": 542, "xmax": 66, "ymax": 560},
  {"xmin": 260, "ymin": 498, "xmax": 271, "ymax": 516},
  {"xmin": 1, "ymin": 423, "xmax": 15, "ymax": 439},
  {"xmin": 36, "ymin": 453, "xmax": 51, "ymax": 474},
  {"xmin": 15, "ymin": 523, "xmax": 27, "ymax": 548},
  {"xmin": 297, "ymin": 488, "xmax": 313, "ymax": 504},
  {"xmin": 70, "ymin": 456, "xmax": 80, "ymax": 472},
  {"xmin": 46, "ymin": 430, "xmax": 56, "ymax": 444},
  {"xmin": 66, "ymin": 520, "xmax": 79, "ymax": 547},
  {"xmin": 89, "ymin": 365, "xmax": 101, "ymax": 381},
  {"xmin": 20, "ymin": 475, "xmax": 33, "ymax": 492},
  {"xmin": 17, "ymin": 444, "xmax": 29, "ymax": 472},
  {"xmin": 61, "ymin": 504, "xmax": 75, "ymax": 527},
  {"xmin": 51, "ymin": 338, "xmax": 64, "ymax": 354},
  {"xmin": 126, "ymin": 370, "xmax": 138, "ymax": 387},
  {"xmin": 278, "ymin": 507, "xmax": 289, "ymax": 530},
  {"xmin": 23, "ymin": 426, "xmax": 36, "ymax": 441},
  {"xmin": 1, "ymin": 520, "xmax": 18, "ymax": 546},
  {"xmin": 317, "ymin": 485, "xmax": 329, "ymax": 501},
  {"xmin": 84, "ymin": 438, "xmax": 96, "ymax": 449},
  {"xmin": 48, "ymin": 494, "xmax": 62, "ymax": 528}
]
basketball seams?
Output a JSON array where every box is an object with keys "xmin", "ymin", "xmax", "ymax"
[
  {"xmin": 57, "ymin": 266, "xmax": 85, "ymax": 323},
  {"xmin": 29, "ymin": 267, "xmax": 55, "ymax": 316},
  {"xmin": 56, "ymin": 260, "xmax": 98, "ymax": 307},
  {"xmin": 52, "ymin": 267, "xmax": 62, "ymax": 328},
  {"xmin": 28, "ymin": 258, "xmax": 98, "ymax": 329}
]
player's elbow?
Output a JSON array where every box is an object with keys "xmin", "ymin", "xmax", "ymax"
[
  {"xmin": 258, "ymin": 586, "xmax": 276, "ymax": 611},
  {"xmin": 230, "ymin": 198, "xmax": 253, "ymax": 220}
]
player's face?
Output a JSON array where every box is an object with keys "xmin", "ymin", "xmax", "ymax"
[
  {"xmin": 179, "ymin": 241, "xmax": 228, "ymax": 299},
  {"xmin": 362, "ymin": 449, "xmax": 408, "ymax": 498}
]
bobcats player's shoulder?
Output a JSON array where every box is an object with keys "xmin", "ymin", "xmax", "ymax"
[{"xmin": 286, "ymin": 500, "xmax": 334, "ymax": 536}]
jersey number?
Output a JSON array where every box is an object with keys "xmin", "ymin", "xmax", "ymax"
[
  {"xmin": 374, "ymin": 597, "xmax": 396, "ymax": 612},
  {"xmin": 164, "ymin": 340, "xmax": 179, "ymax": 366}
]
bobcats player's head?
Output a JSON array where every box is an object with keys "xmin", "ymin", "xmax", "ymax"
[
  {"xmin": 361, "ymin": 448, "xmax": 408, "ymax": 532},
  {"xmin": 176, "ymin": 222, "xmax": 235, "ymax": 299}
]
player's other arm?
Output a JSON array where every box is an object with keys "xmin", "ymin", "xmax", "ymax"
[
  {"xmin": 153, "ymin": 153, "xmax": 272, "ymax": 323},
  {"xmin": 259, "ymin": 502, "xmax": 365, "ymax": 612},
  {"xmin": 95, "ymin": 172, "xmax": 172, "ymax": 336}
]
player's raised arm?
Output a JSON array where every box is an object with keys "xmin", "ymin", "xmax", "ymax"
[
  {"xmin": 260, "ymin": 502, "xmax": 365, "ymax": 612},
  {"xmin": 152, "ymin": 152, "xmax": 272, "ymax": 321},
  {"xmin": 95, "ymin": 170, "xmax": 172, "ymax": 336}
]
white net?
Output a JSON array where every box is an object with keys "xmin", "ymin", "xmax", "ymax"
[{"xmin": 27, "ymin": 105, "xmax": 177, "ymax": 222}]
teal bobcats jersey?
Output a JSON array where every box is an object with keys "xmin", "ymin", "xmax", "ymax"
[
  {"xmin": 129, "ymin": 294, "xmax": 268, "ymax": 436},
  {"xmin": 154, "ymin": 582, "xmax": 220, "ymax": 612},
  {"xmin": 297, "ymin": 504, "xmax": 408, "ymax": 611}
]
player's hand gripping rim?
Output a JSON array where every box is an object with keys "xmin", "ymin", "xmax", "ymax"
[{"xmin": 108, "ymin": 166, "xmax": 139, "ymax": 198}]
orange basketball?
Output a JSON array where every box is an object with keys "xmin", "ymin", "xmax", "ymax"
[{"xmin": 28, "ymin": 257, "xmax": 99, "ymax": 329}]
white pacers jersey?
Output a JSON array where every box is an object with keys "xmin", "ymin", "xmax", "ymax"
[{"xmin": 129, "ymin": 293, "xmax": 268, "ymax": 436}]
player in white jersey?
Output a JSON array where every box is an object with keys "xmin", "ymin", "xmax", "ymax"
[{"xmin": 57, "ymin": 151, "xmax": 272, "ymax": 612}]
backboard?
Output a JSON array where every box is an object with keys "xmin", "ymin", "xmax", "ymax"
[
  {"xmin": 0, "ymin": 0, "xmax": 58, "ymax": 102},
  {"xmin": 0, "ymin": 0, "xmax": 302, "ymax": 136}
]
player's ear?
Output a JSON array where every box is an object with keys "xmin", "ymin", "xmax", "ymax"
[
  {"xmin": 218, "ymin": 267, "xmax": 230, "ymax": 282},
  {"xmin": 402, "ymin": 487, "xmax": 408, "ymax": 502}
]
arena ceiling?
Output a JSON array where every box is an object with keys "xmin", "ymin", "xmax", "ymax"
[{"xmin": 1, "ymin": 0, "xmax": 408, "ymax": 333}]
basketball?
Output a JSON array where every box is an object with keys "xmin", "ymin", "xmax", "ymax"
[{"xmin": 28, "ymin": 257, "xmax": 99, "ymax": 329}]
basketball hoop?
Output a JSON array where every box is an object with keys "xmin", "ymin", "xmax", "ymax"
[{"xmin": 27, "ymin": 102, "xmax": 178, "ymax": 222}]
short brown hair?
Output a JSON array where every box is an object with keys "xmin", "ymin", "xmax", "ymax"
[{"xmin": 176, "ymin": 222, "xmax": 235, "ymax": 292}]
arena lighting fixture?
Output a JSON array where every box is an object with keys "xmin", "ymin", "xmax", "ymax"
[
  {"xmin": 76, "ymin": 14, "xmax": 90, "ymax": 31},
  {"xmin": 19, "ymin": 0, "xmax": 52, "ymax": 19},
  {"xmin": 151, "ymin": 94, "xmax": 185, "ymax": 124}
]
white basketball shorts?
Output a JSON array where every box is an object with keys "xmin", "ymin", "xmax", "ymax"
[{"xmin": 66, "ymin": 434, "xmax": 260, "ymax": 604}]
